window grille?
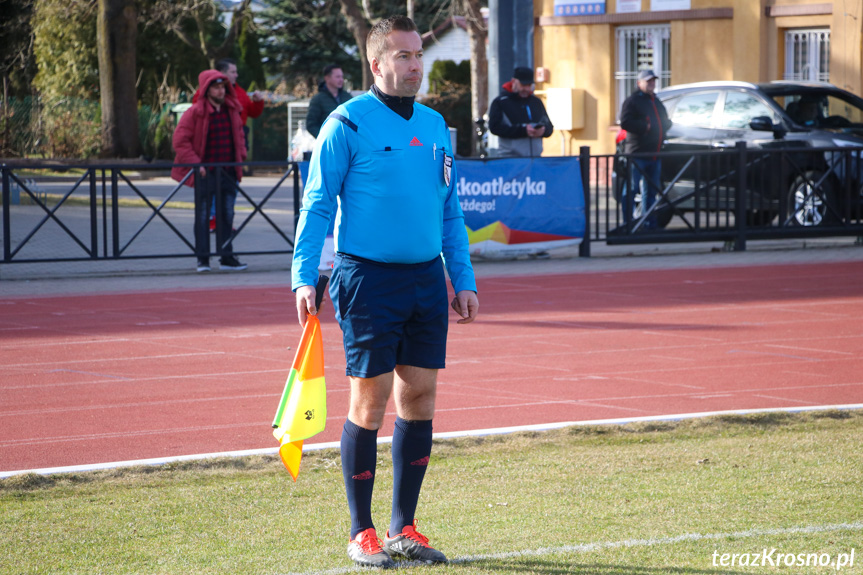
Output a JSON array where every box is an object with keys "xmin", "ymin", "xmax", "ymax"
[
  {"xmin": 784, "ymin": 29, "xmax": 830, "ymax": 82},
  {"xmin": 614, "ymin": 25, "xmax": 671, "ymax": 120}
]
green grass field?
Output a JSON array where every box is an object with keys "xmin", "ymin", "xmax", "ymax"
[{"xmin": 2, "ymin": 410, "xmax": 861, "ymax": 574}]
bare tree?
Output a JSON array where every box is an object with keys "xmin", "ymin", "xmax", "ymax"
[
  {"xmin": 97, "ymin": 0, "xmax": 140, "ymax": 157},
  {"xmin": 338, "ymin": 0, "xmax": 372, "ymax": 89},
  {"xmin": 460, "ymin": 0, "xmax": 487, "ymax": 152},
  {"xmin": 147, "ymin": 0, "xmax": 252, "ymax": 67}
]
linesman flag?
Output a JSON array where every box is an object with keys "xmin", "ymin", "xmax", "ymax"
[{"xmin": 272, "ymin": 275, "xmax": 329, "ymax": 480}]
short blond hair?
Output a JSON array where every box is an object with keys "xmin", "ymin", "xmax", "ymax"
[{"xmin": 366, "ymin": 16, "xmax": 419, "ymax": 64}]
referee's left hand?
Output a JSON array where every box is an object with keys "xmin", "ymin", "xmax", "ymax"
[{"xmin": 452, "ymin": 290, "xmax": 479, "ymax": 324}]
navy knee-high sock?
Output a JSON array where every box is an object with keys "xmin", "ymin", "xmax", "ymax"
[
  {"xmin": 389, "ymin": 417, "xmax": 433, "ymax": 537},
  {"xmin": 341, "ymin": 419, "xmax": 379, "ymax": 539}
]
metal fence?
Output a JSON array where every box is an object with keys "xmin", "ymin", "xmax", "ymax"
[
  {"xmin": 1, "ymin": 161, "xmax": 299, "ymax": 264},
  {"xmin": 579, "ymin": 142, "xmax": 863, "ymax": 253},
  {"xmin": 3, "ymin": 146, "xmax": 863, "ymax": 266}
]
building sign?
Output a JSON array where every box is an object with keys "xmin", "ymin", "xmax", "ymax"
[
  {"xmin": 650, "ymin": 0, "xmax": 690, "ymax": 9},
  {"xmin": 617, "ymin": 0, "xmax": 641, "ymax": 12},
  {"xmin": 554, "ymin": 0, "xmax": 606, "ymax": 16}
]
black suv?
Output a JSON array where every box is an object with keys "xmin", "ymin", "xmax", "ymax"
[{"xmin": 615, "ymin": 81, "xmax": 863, "ymax": 227}]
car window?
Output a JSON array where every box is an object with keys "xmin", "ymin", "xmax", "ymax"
[
  {"xmin": 824, "ymin": 96, "xmax": 863, "ymax": 124},
  {"xmin": 660, "ymin": 95, "xmax": 680, "ymax": 116},
  {"xmin": 670, "ymin": 92, "xmax": 719, "ymax": 128},
  {"xmin": 768, "ymin": 91, "xmax": 863, "ymax": 127},
  {"xmin": 719, "ymin": 92, "xmax": 777, "ymax": 129}
]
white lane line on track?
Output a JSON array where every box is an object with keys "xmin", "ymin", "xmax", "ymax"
[
  {"xmin": 276, "ymin": 521, "xmax": 863, "ymax": 575},
  {"xmin": 2, "ymin": 403, "xmax": 861, "ymax": 478}
]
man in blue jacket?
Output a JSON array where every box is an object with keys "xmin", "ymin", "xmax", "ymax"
[{"xmin": 292, "ymin": 15, "xmax": 479, "ymax": 569}]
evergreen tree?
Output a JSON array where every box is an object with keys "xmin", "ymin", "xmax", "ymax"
[
  {"xmin": 32, "ymin": 0, "xmax": 99, "ymax": 102},
  {"xmin": 260, "ymin": 0, "xmax": 448, "ymax": 96},
  {"xmin": 0, "ymin": 0, "xmax": 37, "ymax": 98},
  {"xmin": 260, "ymin": 0, "xmax": 361, "ymax": 96},
  {"xmin": 237, "ymin": 9, "xmax": 266, "ymax": 91}
]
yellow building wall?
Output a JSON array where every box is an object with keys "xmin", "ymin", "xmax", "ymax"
[
  {"xmin": 730, "ymin": 0, "xmax": 764, "ymax": 83},
  {"xmin": 535, "ymin": 21, "xmax": 614, "ymax": 156},
  {"xmin": 830, "ymin": 4, "xmax": 863, "ymax": 94},
  {"xmin": 534, "ymin": 0, "xmax": 861, "ymax": 155},
  {"xmin": 670, "ymin": 19, "xmax": 734, "ymax": 84}
]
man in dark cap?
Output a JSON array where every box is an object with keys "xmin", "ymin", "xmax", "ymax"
[
  {"xmin": 619, "ymin": 69, "xmax": 672, "ymax": 227},
  {"xmin": 488, "ymin": 66, "xmax": 554, "ymax": 157}
]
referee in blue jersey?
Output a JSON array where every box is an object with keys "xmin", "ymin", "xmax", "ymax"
[{"xmin": 292, "ymin": 15, "xmax": 479, "ymax": 569}]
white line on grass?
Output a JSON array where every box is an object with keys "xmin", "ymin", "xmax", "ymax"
[
  {"xmin": 277, "ymin": 521, "xmax": 863, "ymax": 575},
  {"xmin": 2, "ymin": 402, "xmax": 861, "ymax": 478}
]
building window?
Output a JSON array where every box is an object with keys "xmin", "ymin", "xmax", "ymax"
[
  {"xmin": 615, "ymin": 24, "xmax": 671, "ymax": 120},
  {"xmin": 784, "ymin": 29, "xmax": 830, "ymax": 82}
]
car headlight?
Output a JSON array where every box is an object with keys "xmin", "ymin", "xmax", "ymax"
[{"xmin": 832, "ymin": 138, "xmax": 863, "ymax": 148}]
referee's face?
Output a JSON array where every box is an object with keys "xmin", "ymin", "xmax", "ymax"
[{"xmin": 372, "ymin": 30, "xmax": 423, "ymax": 98}]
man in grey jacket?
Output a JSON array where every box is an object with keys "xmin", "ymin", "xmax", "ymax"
[{"xmin": 488, "ymin": 67, "xmax": 554, "ymax": 157}]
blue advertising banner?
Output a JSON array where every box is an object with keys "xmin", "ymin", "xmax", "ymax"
[
  {"xmin": 299, "ymin": 157, "xmax": 585, "ymax": 261},
  {"xmin": 457, "ymin": 157, "xmax": 584, "ymax": 257}
]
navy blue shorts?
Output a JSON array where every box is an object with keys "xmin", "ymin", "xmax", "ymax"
[{"xmin": 330, "ymin": 253, "xmax": 449, "ymax": 378}]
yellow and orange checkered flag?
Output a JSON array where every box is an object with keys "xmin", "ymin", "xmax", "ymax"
[{"xmin": 272, "ymin": 275, "xmax": 328, "ymax": 481}]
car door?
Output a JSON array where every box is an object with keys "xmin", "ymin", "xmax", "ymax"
[
  {"xmin": 712, "ymin": 90, "xmax": 785, "ymax": 209},
  {"xmin": 712, "ymin": 90, "xmax": 780, "ymax": 150},
  {"xmin": 662, "ymin": 90, "xmax": 720, "ymax": 207}
]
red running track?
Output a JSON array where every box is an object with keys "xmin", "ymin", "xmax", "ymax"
[{"xmin": 2, "ymin": 261, "xmax": 863, "ymax": 473}]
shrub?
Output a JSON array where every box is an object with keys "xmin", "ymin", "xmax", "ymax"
[
  {"xmin": 421, "ymin": 60, "xmax": 472, "ymax": 157},
  {"xmin": 40, "ymin": 97, "xmax": 101, "ymax": 158},
  {"xmin": 421, "ymin": 80, "xmax": 472, "ymax": 157}
]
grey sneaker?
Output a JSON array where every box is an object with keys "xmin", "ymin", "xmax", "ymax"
[
  {"xmin": 347, "ymin": 528, "xmax": 396, "ymax": 569},
  {"xmin": 383, "ymin": 520, "xmax": 448, "ymax": 564}
]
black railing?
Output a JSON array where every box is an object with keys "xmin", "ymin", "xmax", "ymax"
[
  {"xmin": 3, "ymin": 147, "xmax": 863, "ymax": 266},
  {"xmin": 1, "ymin": 161, "xmax": 298, "ymax": 264},
  {"xmin": 581, "ymin": 143, "xmax": 863, "ymax": 252}
]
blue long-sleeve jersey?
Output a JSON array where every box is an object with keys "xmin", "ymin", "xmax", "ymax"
[{"xmin": 292, "ymin": 91, "xmax": 477, "ymax": 294}]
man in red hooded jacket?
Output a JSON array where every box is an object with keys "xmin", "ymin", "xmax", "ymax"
[
  {"xmin": 172, "ymin": 69, "xmax": 248, "ymax": 272},
  {"xmin": 192, "ymin": 59, "xmax": 265, "ymax": 231}
]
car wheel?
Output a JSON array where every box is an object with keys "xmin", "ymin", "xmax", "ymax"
[
  {"xmin": 787, "ymin": 171, "xmax": 836, "ymax": 227},
  {"xmin": 654, "ymin": 204, "xmax": 673, "ymax": 228}
]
